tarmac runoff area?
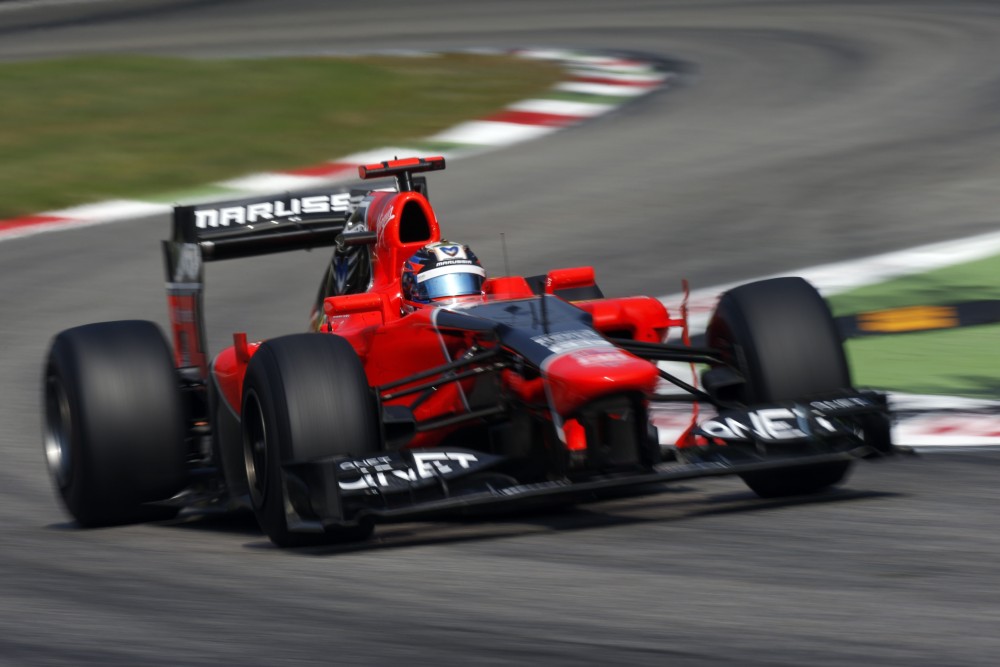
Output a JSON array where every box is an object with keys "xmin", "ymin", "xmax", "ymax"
[{"xmin": 0, "ymin": 47, "xmax": 996, "ymax": 448}]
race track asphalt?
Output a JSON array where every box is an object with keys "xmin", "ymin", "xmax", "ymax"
[{"xmin": 2, "ymin": 1, "xmax": 1000, "ymax": 664}]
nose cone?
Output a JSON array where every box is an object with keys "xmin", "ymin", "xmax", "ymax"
[{"xmin": 543, "ymin": 347, "xmax": 659, "ymax": 416}]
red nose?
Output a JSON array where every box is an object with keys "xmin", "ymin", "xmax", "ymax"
[{"xmin": 543, "ymin": 347, "xmax": 659, "ymax": 416}]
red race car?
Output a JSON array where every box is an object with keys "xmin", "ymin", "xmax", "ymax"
[{"xmin": 43, "ymin": 157, "xmax": 894, "ymax": 547}]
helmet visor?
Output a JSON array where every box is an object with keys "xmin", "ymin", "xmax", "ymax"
[{"xmin": 421, "ymin": 271, "xmax": 485, "ymax": 301}]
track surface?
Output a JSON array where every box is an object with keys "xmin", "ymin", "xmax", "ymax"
[{"xmin": 3, "ymin": 1, "xmax": 1000, "ymax": 664}]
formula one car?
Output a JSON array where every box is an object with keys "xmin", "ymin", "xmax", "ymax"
[{"xmin": 43, "ymin": 156, "xmax": 894, "ymax": 547}]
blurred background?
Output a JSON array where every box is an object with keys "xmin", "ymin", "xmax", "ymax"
[{"xmin": 1, "ymin": 1, "xmax": 999, "ymax": 665}]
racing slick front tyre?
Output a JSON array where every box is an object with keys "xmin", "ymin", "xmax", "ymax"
[
  {"xmin": 241, "ymin": 333, "xmax": 380, "ymax": 548},
  {"xmin": 705, "ymin": 277, "xmax": 853, "ymax": 499},
  {"xmin": 42, "ymin": 321, "xmax": 188, "ymax": 526}
]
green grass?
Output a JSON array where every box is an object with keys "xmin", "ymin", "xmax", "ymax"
[
  {"xmin": 826, "ymin": 254, "xmax": 1000, "ymax": 398},
  {"xmin": 826, "ymin": 253, "xmax": 1000, "ymax": 316},
  {"xmin": 0, "ymin": 54, "xmax": 563, "ymax": 218},
  {"xmin": 846, "ymin": 324, "xmax": 1000, "ymax": 397}
]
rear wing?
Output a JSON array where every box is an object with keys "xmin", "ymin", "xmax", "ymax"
[
  {"xmin": 162, "ymin": 162, "xmax": 436, "ymax": 380},
  {"xmin": 162, "ymin": 189, "xmax": 353, "ymax": 378},
  {"xmin": 169, "ymin": 190, "xmax": 354, "ymax": 260}
]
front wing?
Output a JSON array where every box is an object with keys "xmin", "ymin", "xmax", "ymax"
[{"xmin": 281, "ymin": 434, "xmax": 879, "ymax": 533}]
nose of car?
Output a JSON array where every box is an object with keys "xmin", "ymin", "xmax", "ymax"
[{"xmin": 542, "ymin": 348, "xmax": 659, "ymax": 416}]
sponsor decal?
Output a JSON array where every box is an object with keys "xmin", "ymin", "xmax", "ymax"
[
  {"xmin": 376, "ymin": 204, "xmax": 395, "ymax": 233},
  {"xmin": 193, "ymin": 193, "xmax": 352, "ymax": 229},
  {"xmin": 571, "ymin": 348, "xmax": 632, "ymax": 367},
  {"xmin": 808, "ymin": 396, "xmax": 876, "ymax": 413},
  {"xmin": 414, "ymin": 263, "xmax": 484, "ymax": 283},
  {"xmin": 169, "ymin": 300, "xmax": 195, "ymax": 324},
  {"xmin": 434, "ymin": 258, "xmax": 473, "ymax": 267},
  {"xmin": 337, "ymin": 449, "xmax": 494, "ymax": 492},
  {"xmin": 532, "ymin": 329, "xmax": 612, "ymax": 354},
  {"xmin": 496, "ymin": 479, "xmax": 570, "ymax": 497},
  {"xmin": 172, "ymin": 243, "xmax": 202, "ymax": 283},
  {"xmin": 696, "ymin": 407, "xmax": 841, "ymax": 442}
]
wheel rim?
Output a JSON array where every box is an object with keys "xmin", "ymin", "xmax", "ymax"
[
  {"xmin": 43, "ymin": 374, "xmax": 72, "ymax": 488},
  {"xmin": 242, "ymin": 390, "xmax": 269, "ymax": 507}
]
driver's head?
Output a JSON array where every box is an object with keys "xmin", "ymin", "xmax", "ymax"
[{"xmin": 401, "ymin": 241, "xmax": 486, "ymax": 307}]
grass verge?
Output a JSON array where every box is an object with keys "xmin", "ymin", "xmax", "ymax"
[
  {"xmin": 0, "ymin": 54, "xmax": 563, "ymax": 218},
  {"xmin": 846, "ymin": 324, "xmax": 1000, "ymax": 397},
  {"xmin": 826, "ymin": 254, "xmax": 1000, "ymax": 398}
]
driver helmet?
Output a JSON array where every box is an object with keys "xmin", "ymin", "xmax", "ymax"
[{"xmin": 401, "ymin": 240, "xmax": 486, "ymax": 307}]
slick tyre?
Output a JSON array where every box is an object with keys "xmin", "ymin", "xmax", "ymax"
[
  {"xmin": 43, "ymin": 321, "xmax": 188, "ymax": 526},
  {"xmin": 241, "ymin": 334, "xmax": 380, "ymax": 547},
  {"xmin": 705, "ymin": 277, "xmax": 853, "ymax": 498}
]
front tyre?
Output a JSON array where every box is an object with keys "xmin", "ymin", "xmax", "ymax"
[
  {"xmin": 706, "ymin": 277, "xmax": 853, "ymax": 498},
  {"xmin": 43, "ymin": 321, "xmax": 188, "ymax": 526},
  {"xmin": 241, "ymin": 334, "xmax": 380, "ymax": 547}
]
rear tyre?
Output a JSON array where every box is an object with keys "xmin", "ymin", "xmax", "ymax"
[
  {"xmin": 43, "ymin": 321, "xmax": 188, "ymax": 526},
  {"xmin": 241, "ymin": 334, "xmax": 380, "ymax": 547},
  {"xmin": 705, "ymin": 277, "xmax": 853, "ymax": 498}
]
